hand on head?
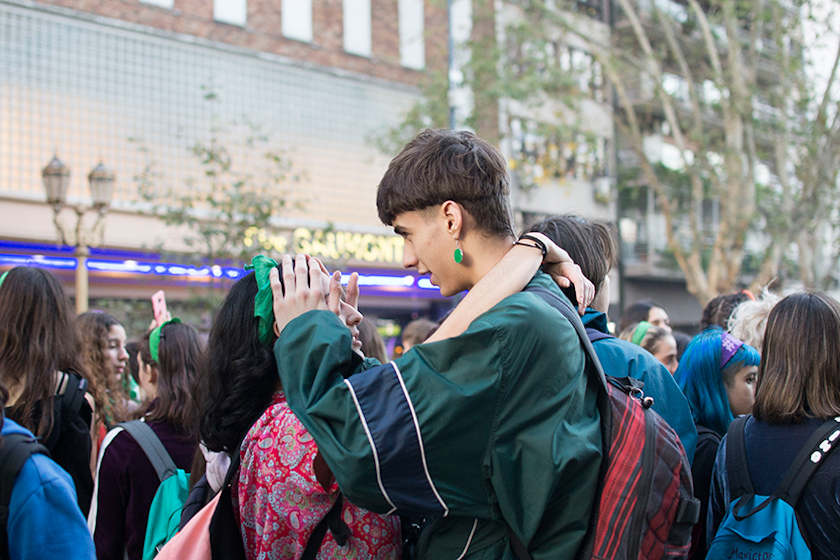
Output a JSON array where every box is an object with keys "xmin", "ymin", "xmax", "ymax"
[
  {"xmin": 269, "ymin": 254, "xmax": 361, "ymax": 337},
  {"xmin": 526, "ymin": 232, "xmax": 595, "ymax": 314}
]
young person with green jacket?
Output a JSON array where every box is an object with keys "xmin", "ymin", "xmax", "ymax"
[{"xmin": 268, "ymin": 130, "xmax": 603, "ymax": 559}]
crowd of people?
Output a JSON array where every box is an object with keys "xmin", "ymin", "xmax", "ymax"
[{"xmin": 2, "ymin": 129, "xmax": 840, "ymax": 560}]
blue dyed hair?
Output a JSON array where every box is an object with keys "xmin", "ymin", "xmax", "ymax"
[{"xmin": 674, "ymin": 327, "xmax": 761, "ymax": 436}]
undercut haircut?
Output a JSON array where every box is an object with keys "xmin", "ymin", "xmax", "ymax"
[{"xmin": 376, "ymin": 129, "xmax": 515, "ymax": 238}]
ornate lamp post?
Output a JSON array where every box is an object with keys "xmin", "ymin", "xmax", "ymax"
[{"xmin": 42, "ymin": 157, "xmax": 115, "ymax": 314}]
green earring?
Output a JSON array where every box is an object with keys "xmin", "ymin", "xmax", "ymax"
[{"xmin": 454, "ymin": 240, "xmax": 463, "ymax": 264}]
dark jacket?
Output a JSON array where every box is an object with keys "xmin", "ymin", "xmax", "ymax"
[
  {"xmin": 708, "ymin": 416, "xmax": 840, "ymax": 560},
  {"xmin": 89, "ymin": 411, "xmax": 197, "ymax": 560}
]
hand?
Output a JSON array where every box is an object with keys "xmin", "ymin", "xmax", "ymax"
[
  {"xmin": 326, "ymin": 270, "xmax": 360, "ymax": 317},
  {"xmin": 270, "ymin": 254, "xmax": 329, "ymax": 336},
  {"xmin": 148, "ymin": 311, "xmax": 171, "ymax": 331},
  {"xmin": 525, "ymin": 232, "xmax": 595, "ymax": 315}
]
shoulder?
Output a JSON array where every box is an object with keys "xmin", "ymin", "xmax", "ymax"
[{"xmin": 479, "ymin": 275, "xmax": 578, "ymax": 340}]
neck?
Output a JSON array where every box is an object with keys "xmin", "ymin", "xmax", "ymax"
[{"xmin": 463, "ymin": 234, "xmax": 516, "ymax": 290}]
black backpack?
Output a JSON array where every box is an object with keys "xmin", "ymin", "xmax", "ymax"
[{"xmin": 0, "ymin": 430, "xmax": 51, "ymax": 560}]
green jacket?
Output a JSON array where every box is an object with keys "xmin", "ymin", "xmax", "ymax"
[{"xmin": 275, "ymin": 273, "xmax": 602, "ymax": 559}]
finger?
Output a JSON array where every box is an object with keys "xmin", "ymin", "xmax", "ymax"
[
  {"xmin": 328, "ymin": 271, "xmax": 341, "ymax": 316},
  {"xmin": 308, "ymin": 255, "xmax": 325, "ymax": 304},
  {"xmin": 346, "ymin": 272, "xmax": 360, "ymax": 309},
  {"xmin": 312, "ymin": 257, "xmax": 329, "ymax": 275},
  {"xmin": 295, "ymin": 254, "xmax": 309, "ymax": 296},
  {"xmin": 281, "ymin": 255, "xmax": 295, "ymax": 299}
]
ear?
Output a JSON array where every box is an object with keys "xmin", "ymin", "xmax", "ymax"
[
  {"xmin": 143, "ymin": 364, "xmax": 159, "ymax": 387},
  {"xmin": 440, "ymin": 200, "xmax": 464, "ymax": 239}
]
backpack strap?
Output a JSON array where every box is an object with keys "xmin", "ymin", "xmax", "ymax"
[
  {"xmin": 118, "ymin": 420, "xmax": 177, "ymax": 482},
  {"xmin": 0, "ymin": 432, "xmax": 51, "ymax": 560},
  {"xmin": 525, "ymin": 286, "xmax": 609, "ymax": 392},
  {"xmin": 725, "ymin": 415, "xmax": 753, "ymax": 499},
  {"xmin": 61, "ymin": 372, "xmax": 88, "ymax": 421},
  {"xmin": 776, "ymin": 417, "xmax": 840, "ymax": 507}
]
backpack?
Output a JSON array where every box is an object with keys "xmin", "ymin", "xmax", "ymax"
[
  {"xmin": 118, "ymin": 420, "xmax": 190, "ymax": 560},
  {"xmin": 7, "ymin": 371, "xmax": 93, "ymax": 515},
  {"xmin": 0, "ymin": 431, "xmax": 51, "ymax": 560},
  {"xmin": 705, "ymin": 415, "xmax": 840, "ymax": 560},
  {"xmin": 158, "ymin": 444, "xmax": 349, "ymax": 560},
  {"xmin": 523, "ymin": 287, "xmax": 700, "ymax": 560}
]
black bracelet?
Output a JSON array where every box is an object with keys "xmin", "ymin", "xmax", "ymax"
[{"xmin": 515, "ymin": 234, "xmax": 548, "ymax": 258}]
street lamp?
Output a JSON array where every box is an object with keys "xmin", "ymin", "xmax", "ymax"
[{"xmin": 42, "ymin": 157, "xmax": 115, "ymax": 314}]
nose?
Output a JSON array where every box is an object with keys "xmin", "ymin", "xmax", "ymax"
[
  {"xmin": 346, "ymin": 305, "xmax": 363, "ymax": 328},
  {"xmin": 402, "ymin": 243, "xmax": 418, "ymax": 269},
  {"xmin": 118, "ymin": 345, "xmax": 129, "ymax": 362}
]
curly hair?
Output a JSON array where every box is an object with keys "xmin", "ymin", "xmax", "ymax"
[
  {"xmin": 727, "ymin": 288, "xmax": 780, "ymax": 352},
  {"xmin": 77, "ymin": 311, "xmax": 126, "ymax": 426}
]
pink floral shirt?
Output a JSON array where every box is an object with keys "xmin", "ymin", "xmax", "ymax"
[{"xmin": 239, "ymin": 391, "xmax": 401, "ymax": 560}]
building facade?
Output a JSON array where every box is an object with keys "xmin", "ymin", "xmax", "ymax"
[{"xmin": 0, "ymin": 0, "xmax": 453, "ymax": 324}]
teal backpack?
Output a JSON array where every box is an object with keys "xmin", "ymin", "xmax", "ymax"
[
  {"xmin": 706, "ymin": 415, "xmax": 840, "ymax": 560},
  {"xmin": 119, "ymin": 420, "xmax": 190, "ymax": 560}
]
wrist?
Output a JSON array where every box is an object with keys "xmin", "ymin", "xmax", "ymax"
[{"xmin": 514, "ymin": 233, "xmax": 548, "ymax": 260}]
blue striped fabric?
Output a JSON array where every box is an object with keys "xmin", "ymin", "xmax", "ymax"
[{"xmin": 346, "ymin": 362, "xmax": 448, "ymax": 516}]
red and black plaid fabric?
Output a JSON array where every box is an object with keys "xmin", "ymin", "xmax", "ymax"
[{"xmin": 581, "ymin": 380, "xmax": 695, "ymax": 560}]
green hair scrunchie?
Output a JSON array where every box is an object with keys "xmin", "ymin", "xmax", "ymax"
[
  {"xmin": 0, "ymin": 270, "xmax": 8, "ymax": 289},
  {"xmin": 244, "ymin": 255, "xmax": 278, "ymax": 348},
  {"xmin": 149, "ymin": 318, "xmax": 181, "ymax": 363},
  {"xmin": 631, "ymin": 321, "xmax": 653, "ymax": 346}
]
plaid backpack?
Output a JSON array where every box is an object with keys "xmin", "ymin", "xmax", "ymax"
[{"xmin": 523, "ymin": 287, "xmax": 700, "ymax": 560}]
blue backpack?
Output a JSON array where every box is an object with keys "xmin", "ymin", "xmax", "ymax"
[{"xmin": 706, "ymin": 415, "xmax": 840, "ymax": 560}]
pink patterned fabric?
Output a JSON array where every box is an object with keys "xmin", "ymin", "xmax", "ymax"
[{"xmin": 239, "ymin": 392, "xmax": 401, "ymax": 560}]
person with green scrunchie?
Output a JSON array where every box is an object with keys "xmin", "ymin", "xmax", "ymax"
[{"xmin": 619, "ymin": 320, "xmax": 680, "ymax": 375}]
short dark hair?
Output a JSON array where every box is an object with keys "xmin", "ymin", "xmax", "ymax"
[
  {"xmin": 754, "ymin": 292, "xmax": 840, "ymax": 424},
  {"xmin": 527, "ymin": 215, "xmax": 616, "ymax": 292},
  {"xmin": 619, "ymin": 300, "xmax": 665, "ymax": 334},
  {"xmin": 376, "ymin": 129, "xmax": 515, "ymax": 238},
  {"xmin": 700, "ymin": 292, "xmax": 751, "ymax": 330}
]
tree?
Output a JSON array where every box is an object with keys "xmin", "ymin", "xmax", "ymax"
[
  {"xmin": 135, "ymin": 90, "xmax": 306, "ymax": 268},
  {"xmin": 381, "ymin": 0, "xmax": 840, "ymax": 305}
]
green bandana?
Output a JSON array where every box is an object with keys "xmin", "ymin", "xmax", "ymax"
[
  {"xmin": 631, "ymin": 321, "xmax": 653, "ymax": 346},
  {"xmin": 150, "ymin": 318, "xmax": 181, "ymax": 363},
  {"xmin": 244, "ymin": 256, "xmax": 278, "ymax": 348},
  {"xmin": 0, "ymin": 270, "xmax": 8, "ymax": 289}
]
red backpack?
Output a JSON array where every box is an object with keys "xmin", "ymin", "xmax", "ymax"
[{"xmin": 524, "ymin": 287, "xmax": 699, "ymax": 560}]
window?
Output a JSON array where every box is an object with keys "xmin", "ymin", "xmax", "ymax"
[
  {"xmin": 282, "ymin": 0, "xmax": 312, "ymax": 43},
  {"xmin": 399, "ymin": 0, "xmax": 425, "ymax": 69},
  {"xmin": 214, "ymin": 0, "xmax": 247, "ymax": 27},
  {"xmin": 343, "ymin": 0, "xmax": 371, "ymax": 57}
]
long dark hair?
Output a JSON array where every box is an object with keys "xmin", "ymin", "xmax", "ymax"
[
  {"xmin": 0, "ymin": 267, "xmax": 87, "ymax": 438},
  {"xmin": 197, "ymin": 271, "xmax": 277, "ymax": 453},
  {"xmin": 138, "ymin": 321, "xmax": 203, "ymax": 434}
]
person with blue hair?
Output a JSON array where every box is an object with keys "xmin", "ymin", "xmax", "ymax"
[{"xmin": 674, "ymin": 327, "xmax": 760, "ymax": 559}]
